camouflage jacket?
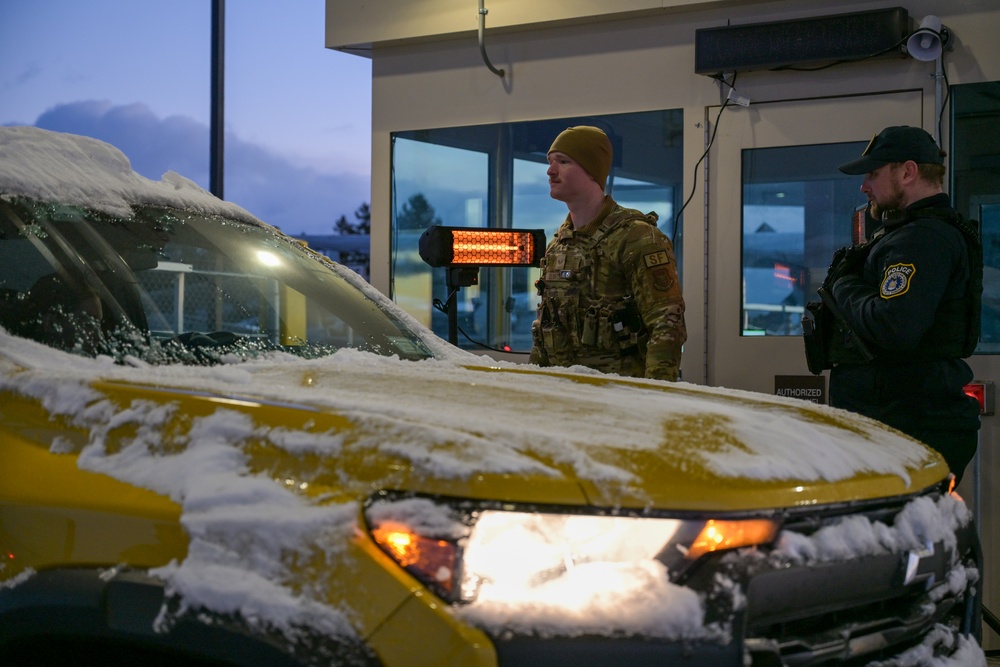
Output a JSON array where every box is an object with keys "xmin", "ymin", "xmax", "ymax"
[{"xmin": 530, "ymin": 197, "xmax": 686, "ymax": 380}]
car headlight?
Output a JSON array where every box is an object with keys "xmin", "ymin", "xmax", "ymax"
[{"xmin": 366, "ymin": 497, "xmax": 779, "ymax": 604}]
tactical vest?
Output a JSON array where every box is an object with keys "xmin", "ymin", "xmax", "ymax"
[
  {"xmin": 533, "ymin": 207, "xmax": 654, "ymax": 375},
  {"xmin": 826, "ymin": 207, "xmax": 982, "ymax": 365}
]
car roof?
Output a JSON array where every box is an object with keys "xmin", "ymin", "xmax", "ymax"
[{"xmin": 0, "ymin": 126, "xmax": 261, "ymax": 225}]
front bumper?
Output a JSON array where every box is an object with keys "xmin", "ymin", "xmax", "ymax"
[{"xmin": 487, "ymin": 488, "xmax": 983, "ymax": 667}]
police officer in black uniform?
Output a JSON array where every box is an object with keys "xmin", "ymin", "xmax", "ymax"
[{"xmin": 815, "ymin": 125, "xmax": 982, "ymax": 484}]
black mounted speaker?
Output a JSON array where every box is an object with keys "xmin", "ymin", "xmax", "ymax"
[{"xmin": 695, "ymin": 7, "xmax": 910, "ymax": 76}]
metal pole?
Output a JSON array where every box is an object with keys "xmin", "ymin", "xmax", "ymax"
[
  {"xmin": 975, "ymin": 431, "xmax": 982, "ymax": 537},
  {"xmin": 210, "ymin": 0, "xmax": 225, "ymax": 198},
  {"xmin": 933, "ymin": 55, "xmax": 944, "ymax": 146},
  {"xmin": 477, "ymin": 0, "xmax": 505, "ymax": 78},
  {"xmin": 447, "ymin": 290, "xmax": 459, "ymax": 346},
  {"xmin": 446, "ymin": 269, "xmax": 460, "ymax": 346}
]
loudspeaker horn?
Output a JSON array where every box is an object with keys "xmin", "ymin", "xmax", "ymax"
[{"xmin": 906, "ymin": 15, "xmax": 947, "ymax": 62}]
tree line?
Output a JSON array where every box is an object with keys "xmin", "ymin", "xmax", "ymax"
[{"xmin": 333, "ymin": 193, "xmax": 442, "ymax": 235}]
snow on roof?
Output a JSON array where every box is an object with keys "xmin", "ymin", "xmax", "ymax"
[{"xmin": 0, "ymin": 125, "xmax": 260, "ymax": 223}]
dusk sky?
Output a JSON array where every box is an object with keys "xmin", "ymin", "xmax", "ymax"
[{"xmin": 0, "ymin": 1, "xmax": 373, "ymax": 236}]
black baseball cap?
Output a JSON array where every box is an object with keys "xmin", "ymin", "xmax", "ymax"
[{"xmin": 838, "ymin": 125, "xmax": 944, "ymax": 175}]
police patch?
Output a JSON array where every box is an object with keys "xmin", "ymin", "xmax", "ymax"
[
  {"xmin": 880, "ymin": 263, "xmax": 915, "ymax": 299},
  {"xmin": 644, "ymin": 250, "xmax": 670, "ymax": 268}
]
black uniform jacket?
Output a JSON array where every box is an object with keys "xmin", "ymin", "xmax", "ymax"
[{"xmin": 828, "ymin": 194, "xmax": 980, "ymax": 435}]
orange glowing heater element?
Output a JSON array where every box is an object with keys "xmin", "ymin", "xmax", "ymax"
[
  {"xmin": 450, "ymin": 230, "xmax": 537, "ymax": 266},
  {"xmin": 773, "ymin": 263, "xmax": 793, "ymax": 283},
  {"xmin": 419, "ymin": 225, "xmax": 546, "ymax": 268}
]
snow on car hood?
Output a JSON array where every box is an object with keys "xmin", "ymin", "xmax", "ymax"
[
  {"xmin": 0, "ymin": 329, "xmax": 962, "ymax": 646},
  {"xmin": 2, "ymin": 329, "xmax": 974, "ymax": 651},
  {"xmin": 1, "ymin": 329, "xmax": 943, "ymax": 511}
]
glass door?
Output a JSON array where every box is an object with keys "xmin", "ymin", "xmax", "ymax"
[{"xmin": 707, "ymin": 91, "xmax": 923, "ymax": 394}]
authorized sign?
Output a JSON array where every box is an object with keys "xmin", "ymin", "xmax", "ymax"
[{"xmin": 774, "ymin": 375, "xmax": 826, "ymax": 404}]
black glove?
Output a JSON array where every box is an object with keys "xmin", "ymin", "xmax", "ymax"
[{"xmin": 824, "ymin": 243, "xmax": 869, "ymax": 287}]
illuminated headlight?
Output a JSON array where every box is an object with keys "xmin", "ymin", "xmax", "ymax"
[{"xmin": 366, "ymin": 497, "xmax": 779, "ymax": 605}]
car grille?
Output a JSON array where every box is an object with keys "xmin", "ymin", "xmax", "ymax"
[
  {"xmin": 744, "ymin": 563, "xmax": 963, "ymax": 665},
  {"xmin": 740, "ymin": 488, "xmax": 980, "ymax": 666}
]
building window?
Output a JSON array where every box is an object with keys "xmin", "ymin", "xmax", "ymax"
[
  {"xmin": 741, "ymin": 142, "xmax": 866, "ymax": 336},
  {"xmin": 952, "ymin": 80, "xmax": 1000, "ymax": 353},
  {"xmin": 391, "ymin": 111, "xmax": 684, "ymax": 353}
]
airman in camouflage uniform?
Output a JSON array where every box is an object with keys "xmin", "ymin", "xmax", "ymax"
[{"xmin": 530, "ymin": 126, "xmax": 686, "ymax": 381}]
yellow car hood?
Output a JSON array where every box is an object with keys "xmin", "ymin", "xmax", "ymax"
[
  {"xmin": 0, "ymin": 337, "xmax": 953, "ymax": 655},
  {"xmin": 2, "ymin": 341, "xmax": 945, "ymax": 514}
]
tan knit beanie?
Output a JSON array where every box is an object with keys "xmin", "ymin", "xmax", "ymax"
[{"xmin": 548, "ymin": 126, "xmax": 613, "ymax": 188}]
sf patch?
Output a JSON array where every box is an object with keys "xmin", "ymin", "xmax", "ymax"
[
  {"xmin": 643, "ymin": 250, "xmax": 674, "ymax": 291},
  {"xmin": 643, "ymin": 250, "xmax": 670, "ymax": 268},
  {"xmin": 880, "ymin": 263, "xmax": 915, "ymax": 299}
]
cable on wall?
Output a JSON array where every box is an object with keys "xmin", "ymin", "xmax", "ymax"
[
  {"xmin": 671, "ymin": 72, "xmax": 737, "ymax": 244},
  {"xmin": 478, "ymin": 0, "xmax": 505, "ymax": 78}
]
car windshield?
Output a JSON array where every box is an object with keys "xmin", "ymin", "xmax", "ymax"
[{"xmin": 0, "ymin": 198, "xmax": 434, "ymax": 364}]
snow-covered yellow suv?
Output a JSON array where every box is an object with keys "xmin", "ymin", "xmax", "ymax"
[{"xmin": 0, "ymin": 127, "xmax": 984, "ymax": 666}]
